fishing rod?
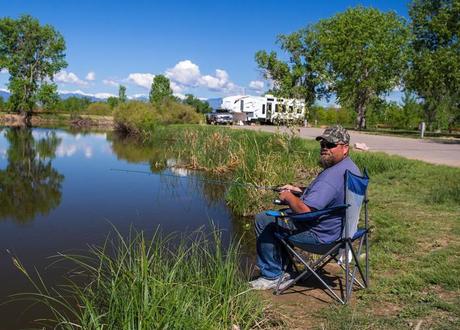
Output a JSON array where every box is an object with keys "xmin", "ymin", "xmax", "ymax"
[{"xmin": 109, "ymin": 168, "xmax": 302, "ymax": 196}]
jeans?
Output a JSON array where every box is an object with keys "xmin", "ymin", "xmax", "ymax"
[{"xmin": 255, "ymin": 211, "xmax": 320, "ymax": 280}]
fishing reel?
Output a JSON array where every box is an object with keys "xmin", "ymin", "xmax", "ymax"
[{"xmin": 273, "ymin": 187, "xmax": 302, "ymax": 205}]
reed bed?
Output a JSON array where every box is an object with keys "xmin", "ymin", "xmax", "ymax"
[{"xmin": 11, "ymin": 227, "xmax": 274, "ymax": 329}]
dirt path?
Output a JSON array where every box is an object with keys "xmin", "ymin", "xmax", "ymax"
[{"xmin": 235, "ymin": 125, "xmax": 460, "ymax": 167}]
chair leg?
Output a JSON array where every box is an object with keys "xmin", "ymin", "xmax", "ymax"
[{"xmin": 276, "ymin": 239, "xmax": 345, "ymax": 304}]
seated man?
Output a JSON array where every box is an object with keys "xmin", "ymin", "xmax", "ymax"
[{"xmin": 250, "ymin": 125, "xmax": 361, "ymax": 290}]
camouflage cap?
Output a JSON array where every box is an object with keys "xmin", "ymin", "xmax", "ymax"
[{"xmin": 315, "ymin": 125, "xmax": 350, "ymax": 144}]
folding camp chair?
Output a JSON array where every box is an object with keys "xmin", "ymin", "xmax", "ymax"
[{"xmin": 266, "ymin": 169, "xmax": 369, "ymax": 304}]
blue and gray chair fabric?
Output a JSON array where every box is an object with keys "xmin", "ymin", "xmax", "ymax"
[{"xmin": 267, "ymin": 169, "xmax": 370, "ymax": 304}]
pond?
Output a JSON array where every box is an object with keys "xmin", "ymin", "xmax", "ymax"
[{"xmin": 0, "ymin": 126, "xmax": 254, "ymax": 329}]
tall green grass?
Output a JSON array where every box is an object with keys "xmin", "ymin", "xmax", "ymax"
[{"xmin": 12, "ymin": 227, "xmax": 272, "ymax": 329}]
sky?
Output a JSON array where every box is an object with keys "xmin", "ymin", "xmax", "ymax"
[{"xmin": 0, "ymin": 0, "xmax": 409, "ymax": 102}]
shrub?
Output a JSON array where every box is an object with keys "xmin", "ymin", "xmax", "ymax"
[{"xmin": 83, "ymin": 102, "xmax": 112, "ymax": 116}]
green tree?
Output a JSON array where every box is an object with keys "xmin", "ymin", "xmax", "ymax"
[
  {"xmin": 183, "ymin": 94, "xmax": 212, "ymax": 113},
  {"xmin": 0, "ymin": 96, "xmax": 4, "ymax": 112},
  {"xmin": 406, "ymin": 0, "xmax": 460, "ymax": 130},
  {"xmin": 0, "ymin": 15, "xmax": 67, "ymax": 123},
  {"xmin": 149, "ymin": 75, "xmax": 173, "ymax": 105},
  {"xmin": 37, "ymin": 83, "xmax": 60, "ymax": 111},
  {"xmin": 0, "ymin": 128, "xmax": 63, "ymax": 223},
  {"xmin": 401, "ymin": 91, "xmax": 423, "ymax": 129},
  {"xmin": 58, "ymin": 96, "xmax": 92, "ymax": 112},
  {"xmin": 255, "ymin": 29, "xmax": 319, "ymax": 108},
  {"xmin": 309, "ymin": 7, "xmax": 410, "ymax": 129},
  {"xmin": 107, "ymin": 96, "xmax": 119, "ymax": 109},
  {"xmin": 118, "ymin": 85, "xmax": 127, "ymax": 103}
]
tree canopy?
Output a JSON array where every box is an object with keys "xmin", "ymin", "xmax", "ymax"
[
  {"xmin": 149, "ymin": 75, "xmax": 173, "ymax": 104},
  {"xmin": 183, "ymin": 94, "xmax": 212, "ymax": 113},
  {"xmin": 118, "ymin": 85, "xmax": 127, "ymax": 103},
  {"xmin": 0, "ymin": 15, "xmax": 67, "ymax": 121},
  {"xmin": 406, "ymin": 0, "xmax": 460, "ymax": 130},
  {"xmin": 255, "ymin": 30, "xmax": 320, "ymax": 108},
  {"xmin": 308, "ymin": 7, "xmax": 410, "ymax": 129}
]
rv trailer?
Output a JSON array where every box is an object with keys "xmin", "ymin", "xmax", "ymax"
[{"xmin": 220, "ymin": 95, "xmax": 305, "ymax": 124}]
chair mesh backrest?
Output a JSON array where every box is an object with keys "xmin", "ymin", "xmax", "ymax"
[{"xmin": 343, "ymin": 169, "xmax": 369, "ymax": 239}]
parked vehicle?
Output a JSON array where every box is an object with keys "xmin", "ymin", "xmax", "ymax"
[
  {"xmin": 206, "ymin": 109, "xmax": 233, "ymax": 125},
  {"xmin": 220, "ymin": 94, "xmax": 305, "ymax": 124}
]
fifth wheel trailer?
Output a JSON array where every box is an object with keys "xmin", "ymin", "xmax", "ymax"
[{"xmin": 220, "ymin": 95, "xmax": 305, "ymax": 124}]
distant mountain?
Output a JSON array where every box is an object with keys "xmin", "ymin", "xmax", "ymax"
[
  {"xmin": 59, "ymin": 91, "xmax": 105, "ymax": 102},
  {"xmin": 0, "ymin": 90, "xmax": 9, "ymax": 100},
  {"xmin": 206, "ymin": 98, "xmax": 223, "ymax": 110}
]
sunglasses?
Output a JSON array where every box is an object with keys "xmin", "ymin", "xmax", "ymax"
[{"xmin": 320, "ymin": 141, "xmax": 345, "ymax": 149}]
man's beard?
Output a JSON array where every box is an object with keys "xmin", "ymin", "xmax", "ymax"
[{"xmin": 319, "ymin": 154, "xmax": 336, "ymax": 168}]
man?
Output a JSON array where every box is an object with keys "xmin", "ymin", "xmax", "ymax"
[{"xmin": 250, "ymin": 125, "xmax": 360, "ymax": 290}]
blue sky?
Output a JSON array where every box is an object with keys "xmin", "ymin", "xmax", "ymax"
[{"xmin": 0, "ymin": 0, "xmax": 409, "ymax": 101}]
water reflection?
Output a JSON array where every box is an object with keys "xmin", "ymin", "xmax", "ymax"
[{"xmin": 0, "ymin": 127, "xmax": 64, "ymax": 223}]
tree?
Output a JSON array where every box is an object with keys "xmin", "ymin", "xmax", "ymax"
[
  {"xmin": 406, "ymin": 0, "xmax": 460, "ymax": 130},
  {"xmin": 107, "ymin": 96, "xmax": 119, "ymax": 109},
  {"xmin": 255, "ymin": 29, "xmax": 320, "ymax": 108},
  {"xmin": 118, "ymin": 85, "xmax": 127, "ymax": 103},
  {"xmin": 149, "ymin": 75, "xmax": 173, "ymax": 104},
  {"xmin": 37, "ymin": 83, "xmax": 60, "ymax": 111},
  {"xmin": 309, "ymin": 7, "xmax": 410, "ymax": 129},
  {"xmin": 183, "ymin": 94, "xmax": 212, "ymax": 113},
  {"xmin": 0, "ymin": 128, "xmax": 63, "ymax": 223},
  {"xmin": 0, "ymin": 15, "xmax": 67, "ymax": 123},
  {"xmin": 0, "ymin": 96, "xmax": 4, "ymax": 112}
]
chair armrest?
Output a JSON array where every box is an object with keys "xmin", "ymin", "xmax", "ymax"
[{"xmin": 265, "ymin": 204, "xmax": 348, "ymax": 222}]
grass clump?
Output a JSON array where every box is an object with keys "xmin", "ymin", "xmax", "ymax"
[
  {"xmin": 12, "ymin": 227, "xmax": 271, "ymax": 329},
  {"xmin": 113, "ymin": 100, "xmax": 203, "ymax": 136}
]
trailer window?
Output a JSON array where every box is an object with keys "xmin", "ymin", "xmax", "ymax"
[
  {"xmin": 267, "ymin": 103, "xmax": 272, "ymax": 112},
  {"xmin": 289, "ymin": 106, "xmax": 293, "ymax": 113},
  {"xmin": 262, "ymin": 104, "xmax": 265, "ymax": 115},
  {"xmin": 282, "ymin": 105, "xmax": 286, "ymax": 113},
  {"xmin": 275, "ymin": 104, "xmax": 280, "ymax": 113},
  {"xmin": 240, "ymin": 100, "xmax": 244, "ymax": 111}
]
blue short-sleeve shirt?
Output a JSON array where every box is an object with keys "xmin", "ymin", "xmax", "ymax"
[{"xmin": 301, "ymin": 157, "xmax": 360, "ymax": 243}]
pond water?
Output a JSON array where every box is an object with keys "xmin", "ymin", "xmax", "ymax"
[{"xmin": 0, "ymin": 127, "xmax": 254, "ymax": 329}]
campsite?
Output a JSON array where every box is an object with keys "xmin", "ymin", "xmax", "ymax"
[{"xmin": 0, "ymin": 1, "xmax": 459, "ymax": 329}]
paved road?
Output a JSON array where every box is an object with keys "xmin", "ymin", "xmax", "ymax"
[{"xmin": 235, "ymin": 125, "xmax": 460, "ymax": 167}]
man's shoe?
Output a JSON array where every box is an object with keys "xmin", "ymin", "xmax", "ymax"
[
  {"xmin": 249, "ymin": 273, "xmax": 291, "ymax": 290},
  {"xmin": 249, "ymin": 277, "xmax": 279, "ymax": 290},
  {"xmin": 277, "ymin": 278, "xmax": 294, "ymax": 291}
]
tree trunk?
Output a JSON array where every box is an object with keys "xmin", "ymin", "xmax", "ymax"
[{"xmin": 356, "ymin": 104, "xmax": 366, "ymax": 130}]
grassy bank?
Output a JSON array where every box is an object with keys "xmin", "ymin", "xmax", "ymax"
[
  {"xmin": 110, "ymin": 123, "xmax": 459, "ymax": 328},
  {"xmin": 13, "ymin": 120, "xmax": 460, "ymax": 328},
  {"xmin": 13, "ymin": 228, "xmax": 276, "ymax": 329}
]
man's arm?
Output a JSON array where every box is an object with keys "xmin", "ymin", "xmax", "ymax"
[{"xmin": 279, "ymin": 190, "xmax": 312, "ymax": 213}]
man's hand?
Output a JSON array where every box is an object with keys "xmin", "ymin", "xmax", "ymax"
[
  {"xmin": 278, "ymin": 189, "xmax": 311, "ymax": 214},
  {"xmin": 279, "ymin": 184, "xmax": 302, "ymax": 193}
]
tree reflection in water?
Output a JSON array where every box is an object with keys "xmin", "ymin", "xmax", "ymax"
[{"xmin": 0, "ymin": 127, "xmax": 64, "ymax": 223}]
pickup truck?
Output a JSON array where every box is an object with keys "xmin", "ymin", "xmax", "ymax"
[{"xmin": 206, "ymin": 110, "xmax": 233, "ymax": 125}]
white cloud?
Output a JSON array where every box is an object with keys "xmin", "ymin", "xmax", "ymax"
[
  {"xmin": 165, "ymin": 60, "xmax": 201, "ymax": 86},
  {"xmin": 94, "ymin": 92, "xmax": 116, "ymax": 99},
  {"xmin": 170, "ymin": 81, "xmax": 183, "ymax": 93},
  {"xmin": 199, "ymin": 69, "xmax": 240, "ymax": 93},
  {"xmin": 249, "ymin": 80, "xmax": 264, "ymax": 91},
  {"xmin": 86, "ymin": 71, "xmax": 96, "ymax": 81},
  {"xmin": 174, "ymin": 93, "xmax": 186, "ymax": 100},
  {"xmin": 0, "ymin": 87, "xmax": 9, "ymax": 92},
  {"xmin": 164, "ymin": 59, "xmax": 241, "ymax": 94},
  {"xmin": 128, "ymin": 93, "xmax": 148, "ymax": 100},
  {"xmin": 54, "ymin": 70, "xmax": 87, "ymax": 86},
  {"xmin": 58, "ymin": 89, "xmax": 115, "ymax": 99},
  {"xmin": 103, "ymin": 79, "xmax": 119, "ymax": 87},
  {"xmin": 0, "ymin": 69, "xmax": 8, "ymax": 74},
  {"xmin": 127, "ymin": 73, "xmax": 155, "ymax": 89}
]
